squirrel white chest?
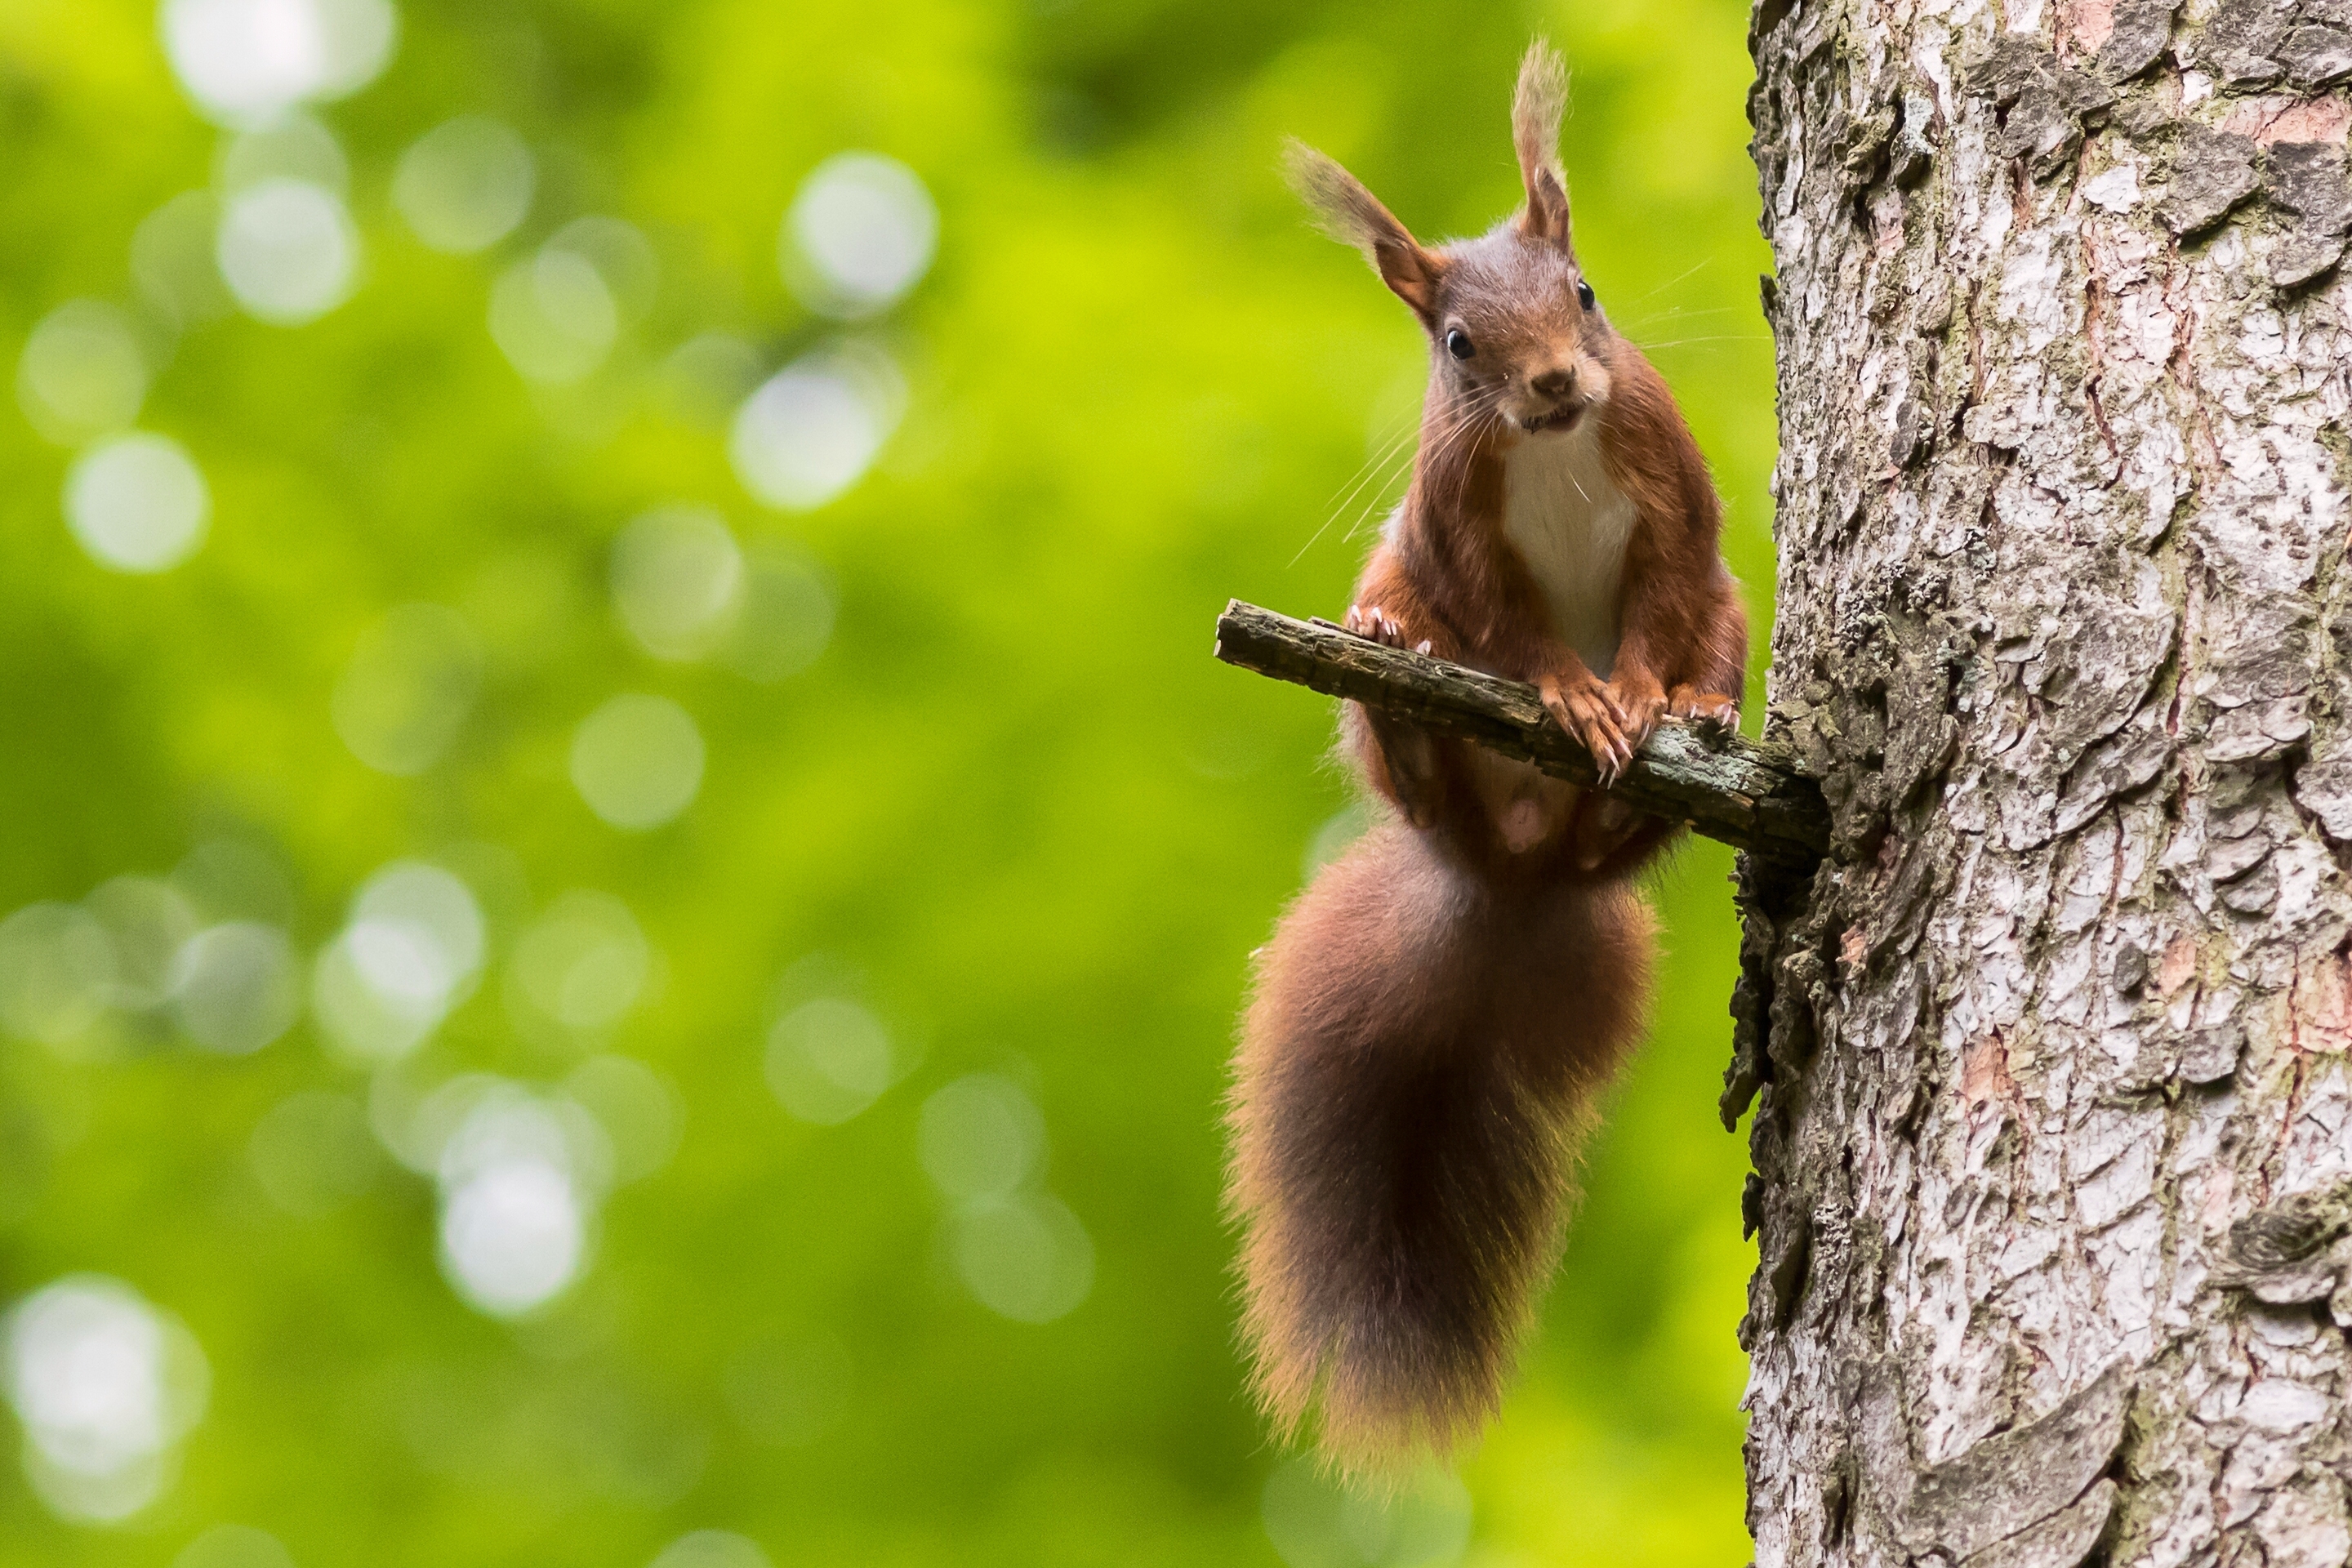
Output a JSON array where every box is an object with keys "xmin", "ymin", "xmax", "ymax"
[{"xmin": 1499, "ymin": 427, "xmax": 1635, "ymax": 678}]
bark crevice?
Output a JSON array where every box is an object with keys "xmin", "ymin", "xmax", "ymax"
[{"xmin": 1742, "ymin": 0, "xmax": 2352, "ymax": 1560}]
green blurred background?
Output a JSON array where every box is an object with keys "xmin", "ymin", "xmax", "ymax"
[{"xmin": 0, "ymin": 0, "xmax": 1775, "ymax": 1562}]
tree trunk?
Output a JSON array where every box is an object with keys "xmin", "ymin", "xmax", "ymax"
[{"xmin": 1734, "ymin": 3, "xmax": 2352, "ymax": 1566}]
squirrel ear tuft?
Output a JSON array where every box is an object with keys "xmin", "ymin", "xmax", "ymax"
[
  {"xmin": 1284, "ymin": 140, "xmax": 1444, "ymax": 317},
  {"xmin": 1511, "ymin": 40, "xmax": 1575, "ymax": 252}
]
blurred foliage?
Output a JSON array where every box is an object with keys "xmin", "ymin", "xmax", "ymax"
[{"xmin": 0, "ymin": 0, "xmax": 1775, "ymax": 1563}]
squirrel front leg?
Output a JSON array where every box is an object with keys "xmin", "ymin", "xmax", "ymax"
[
  {"xmin": 1543, "ymin": 642, "xmax": 1679, "ymax": 874},
  {"xmin": 1340, "ymin": 601, "xmax": 1450, "ymax": 829},
  {"xmin": 1664, "ymin": 572, "xmax": 1748, "ymax": 733},
  {"xmin": 1565, "ymin": 558, "xmax": 1748, "ymax": 872},
  {"xmin": 1534, "ymin": 642, "xmax": 1655, "ymax": 875},
  {"xmin": 1589, "ymin": 511, "xmax": 1737, "ymax": 770}
]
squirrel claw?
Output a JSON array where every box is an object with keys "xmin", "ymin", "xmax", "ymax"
[
  {"xmin": 1597, "ymin": 736, "xmax": 1633, "ymax": 787},
  {"xmin": 1608, "ymin": 684, "xmax": 1665, "ymax": 766},
  {"xmin": 1539, "ymin": 670, "xmax": 1633, "ymax": 786},
  {"xmin": 1346, "ymin": 604, "xmax": 1418, "ymax": 652},
  {"xmin": 1669, "ymin": 688, "xmax": 1741, "ymax": 737}
]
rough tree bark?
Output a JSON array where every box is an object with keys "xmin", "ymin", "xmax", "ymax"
[{"xmin": 1735, "ymin": 1, "xmax": 2352, "ymax": 1566}]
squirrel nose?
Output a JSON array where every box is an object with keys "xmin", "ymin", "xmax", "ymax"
[{"xmin": 1530, "ymin": 366, "xmax": 1577, "ymax": 399}]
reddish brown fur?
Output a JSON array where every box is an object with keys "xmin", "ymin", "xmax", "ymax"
[
  {"xmin": 1230, "ymin": 825, "xmax": 1653, "ymax": 1469},
  {"xmin": 1228, "ymin": 41, "xmax": 1749, "ymax": 1474}
]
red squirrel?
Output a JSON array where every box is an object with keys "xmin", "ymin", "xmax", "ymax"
[{"xmin": 1226, "ymin": 41, "xmax": 1749, "ymax": 1474}]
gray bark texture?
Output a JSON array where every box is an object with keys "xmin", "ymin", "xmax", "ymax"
[{"xmin": 1736, "ymin": 1, "xmax": 2352, "ymax": 1566}]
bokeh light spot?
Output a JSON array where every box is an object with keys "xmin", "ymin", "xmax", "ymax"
[
  {"xmin": 170, "ymin": 921, "xmax": 300, "ymax": 1054},
  {"xmin": 310, "ymin": 861, "xmax": 485, "ymax": 1062},
  {"xmin": 330, "ymin": 603, "xmax": 483, "ymax": 775},
  {"xmin": 659, "ymin": 332, "xmax": 762, "ymax": 428},
  {"xmin": 1262, "ymin": 1460, "xmax": 1473, "ymax": 1568},
  {"xmin": 547, "ymin": 216, "xmax": 658, "ymax": 318},
  {"xmin": 434, "ymin": 1082, "xmax": 604, "ymax": 1189},
  {"xmin": 438, "ymin": 1156, "xmax": 584, "ymax": 1316},
  {"xmin": 403, "ymin": 1076, "xmax": 615, "ymax": 1196},
  {"xmin": 950, "ymin": 1194, "xmax": 1094, "ymax": 1324},
  {"xmin": 509, "ymin": 890, "xmax": 652, "ymax": 1034},
  {"xmin": 356, "ymin": 862, "xmax": 487, "ymax": 978},
  {"xmin": 87, "ymin": 876, "xmax": 199, "ymax": 1012},
  {"xmin": 919, "ymin": 1075, "xmax": 1045, "ymax": 1203},
  {"xmin": 65, "ymin": 433, "xmax": 211, "ymax": 573},
  {"xmin": 216, "ymin": 178, "xmax": 359, "ymax": 325},
  {"xmin": 764, "ymin": 996, "xmax": 895, "ymax": 1125},
  {"xmin": 649, "ymin": 1530, "xmax": 773, "ymax": 1568},
  {"xmin": 161, "ymin": 0, "xmax": 398, "ymax": 125},
  {"xmin": 365, "ymin": 1064, "xmax": 466, "ymax": 1174},
  {"xmin": 723, "ymin": 543, "xmax": 835, "ymax": 682},
  {"xmin": 173, "ymin": 1524, "xmax": 299, "ymax": 1568},
  {"xmin": 217, "ymin": 110, "xmax": 349, "ymax": 197},
  {"xmin": 610, "ymin": 506, "xmax": 743, "ymax": 662},
  {"xmin": 393, "ymin": 116, "xmax": 534, "ymax": 254},
  {"xmin": 489, "ymin": 247, "xmax": 618, "ymax": 385},
  {"xmin": 727, "ymin": 345, "xmax": 904, "ymax": 512},
  {"xmin": 569, "ymin": 694, "xmax": 705, "ymax": 830},
  {"xmin": 782, "ymin": 153, "xmax": 937, "ymax": 318},
  {"xmin": 564, "ymin": 1056, "xmax": 683, "ymax": 1183},
  {"xmin": 16, "ymin": 300, "xmax": 149, "ymax": 445},
  {"xmin": 2, "ymin": 1276, "xmax": 208, "ymax": 1524},
  {"xmin": 431, "ymin": 1084, "xmax": 605, "ymax": 1317},
  {"xmin": 0, "ymin": 902, "xmax": 118, "ymax": 1050},
  {"xmin": 132, "ymin": 193, "xmax": 235, "ymax": 328}
]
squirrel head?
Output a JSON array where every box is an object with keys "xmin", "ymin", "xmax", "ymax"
[{"xmin": 1286, "ymin": 40, "xmax": 1610, "ymax": 440}]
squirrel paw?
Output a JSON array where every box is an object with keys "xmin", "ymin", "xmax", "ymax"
[
  {"xmin": 1348, "ymin": 605, "xmax": 1442, "ymax": 828},
  {"xmin": 1606, "ymin": 680, "xmax": 1666, "ymax": 761},
  {"xmin": 1539, "ymin": 668, "xmax": 1635, "ymax": 786},
  {"xmin": 1344, "ymin": 604, "xmax": 1433, "ymax": 657},
  {"xmin": 1668, "ymin": 686, "xmax": 1741, "ymax": 737}
]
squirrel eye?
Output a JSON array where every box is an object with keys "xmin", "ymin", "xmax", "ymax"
[
  {"xmin": 1575, "ymin": 278, "xmax": 1597, "ymax": 311},
  {"xmin": 1444, "ymin": 328, "xmax": 1475, "ymax": 360}
]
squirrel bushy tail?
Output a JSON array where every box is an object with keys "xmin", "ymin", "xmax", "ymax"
[{"xmin": 1226, "ymin": 820, "xmax": 1653, "ymax": 1473}]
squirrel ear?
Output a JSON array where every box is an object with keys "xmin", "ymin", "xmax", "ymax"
[
  {"xmin": 1284, "ymin": 140, "xmax": 1445, "ymax": 317},
  {"xmin": 1511, "ymin": 40, "xmax": 1575, "ymax": 253}
]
